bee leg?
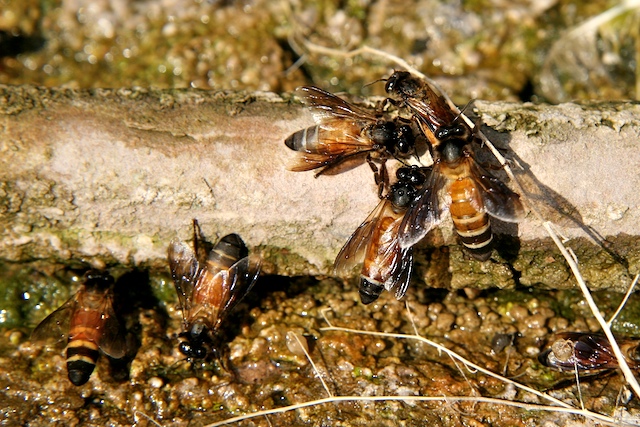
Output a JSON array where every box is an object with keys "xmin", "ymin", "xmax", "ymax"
[
  {"xmin": 367, "ymin": 156, "xmax": 387, "ymax": 199},
  {"xmin": 381, "ymin": 97, "xmax": 402, "ymax": 110}
]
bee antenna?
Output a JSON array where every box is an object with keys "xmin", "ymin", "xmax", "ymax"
[
  {"xmin": 363, "ymin": 77, "xmax": 386, "ymax": 89},
  {"xmin": 453, "ymin": 99, "xmax": 475, "ymax": 123},
  {"xmin": 192, "ymin": 218, "xmax": 203, "ymax": 257},
  {"xmin": 392, "ymin": 155, "xmax": 411, "ymax": 167}
]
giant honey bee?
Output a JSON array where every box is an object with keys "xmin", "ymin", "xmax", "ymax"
[
  {"xmin": 334, "ymin": 166, "xmax": 428, "ymax": 304},
  {"xmin": 168, "ymin": 224, "xmax": 261, "ymax": 360},
  {"xmin": 539, "ymin": 332, "xmax": 640, "ymax": 373},
  {"xmin": 31, "ymin": 270, "xmax": 126, "ymax": 386},
  {"xmin": 285, "ymin": 86, "xmax": 417, "ymax": 194},
  {"xmin": 385, "ymin": 71, "xmax": 525, "ymax": 260}
]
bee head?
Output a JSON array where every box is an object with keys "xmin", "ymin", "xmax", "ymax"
[
  {"xmin": 435, "ymin": 123, "xmax": 469, "ymax": 142},
  {"xmin": 179, "ymin": 321, "xmax": 210, "ymax": 359},
  {"xmin": 388, "ymin": 183, "xmax": 416, "ymax": 210},
  {"xmin": 384, "ymin": 71, "xmax": 416, "ymax": 97},
  {"xmin": 394, "ymin": 125, "xmax": 415, "ymax": 154},
  {"xmin": 396, "ymin": 166, "xmax": 426, "ymax": 186},
  {"xmin": 83, "ymin": 270, "xmax": 114, "ymax": 289},
  {"xmin": 179, "ymin": 340, "xmax": 208, "ymax": 359}
]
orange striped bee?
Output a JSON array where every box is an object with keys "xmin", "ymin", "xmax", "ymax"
[
  {"xmin": 539, "ymin": 332, "xmax": 640, "ymax": 373},
  {"xmin": 31, "ymin": 271, "xmax": 126, "ymax": 386},
  {"xmin": 335, "ymin": 166, "xmax": 428, "ymax": 304},
  {"xmin": 285, "ymin": 86, "xmax": 416, "ymax": 194},
  {"xmin": 386, "ymin": 71, "xmax": 524, "ymax": 260},
  {"xmin": 168, "ymin": 227, "xmax": 261, "ymax": 360}
]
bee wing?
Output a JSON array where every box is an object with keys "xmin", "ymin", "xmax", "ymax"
[
  {"xmin": 334, "ymin": 198, "xmax": 390, "ymax": 276},
  {"xmin": 380, "ymin": 221, "xmax": 414, "ymax": 300},
  {"xmin": 210, "ymin": 255, "xmax": 262, "ymax": 330},
  {"xmin": 404, "ymin": 85, "xmax": 457, "ymax": 134},
  {"xmin": 31, "ymin": 295, "xmax": 78, "ymax": 346},
  {"xmin": 471, "ymin": 161, "xmax": 525, "ymax": 223},
  {"xmin": 397, "ymin": 168, "xmax": 447, "ymax": 248},
  {"xmin": 573, "ymin": 334, "xmax": 617, "ymax": 370},
  {"xmin": 287, "ymin": 151, "xmax": 369, "ymax": 172},
  {"xmin": 96, "ymin": 296, "xmax": 127, "ymax": 359},
  {"xmin": 388, "ymin": 248, "xmax": 413, "ymax": 301},
  {"xmin": 296, "ymin": 86, "xmax": 377, "ymax": 124},
  {"xmin": 168, "ymin": 239, "xmax": 201, "ymax": 320}
]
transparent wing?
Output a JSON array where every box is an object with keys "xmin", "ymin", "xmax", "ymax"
[
  {"xmin": 167, "ymin": 239, "xmax": 201, "ymax": 321},
  {"xmin": 573, "ymin": 334, "xmax": 617, "ymax": 370},
  {"xmin": 471, "ymin": 161, "xmax": 525, "ymax": 223},
  {"xmin": 379, "ymin": 219, "xmax": 414, "ymax": 300},
  {"xmin": 287, "ymin": 150, "xmax": 370, "ymax": 172},
  {"xmin": 96, "ymin": 295, "xmax": 127, "ymax": 359},
  {"xmin": 398, "ymin": 167, "xmax": 447, "ymax": 248},
  {"xmin": 219, "ymin": 255, "xmax": 261, "ymax": 315},
  {"xmin": 31, "ymin": 295, "xmax": 77, "ymax": 346},
  {"xmin": 206, "ymin": 255, "xmax": 261, "ymax": 331},
  {"xmin": 334, "ymin": 198, "xmax": 390, "ymax": 276},
  {"xmin": 297, "ymin": 86, "xmax": 377, "ymax": 124}
]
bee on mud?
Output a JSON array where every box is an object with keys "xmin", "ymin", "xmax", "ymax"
[
  {"xmin": 285, "ymin": 85, "xmax": 418, "ymax": 195},
  {"xmin": 31, "ymin": 270, "xmax": 126, "ymax": 386},
  {"xmin": 168, "ymin": 223, "xmax": 261, "ymax": 361},
  {"xmin": 385, "ymin": 71, "xmax": 525, "ymax": 260},
  {"xmin": 539, "ymin": 332, "xmax": 640, "ymax": 373},
  {"xmin": 334, "ymin": 166, "xmax": 429, "ymax": 304}
]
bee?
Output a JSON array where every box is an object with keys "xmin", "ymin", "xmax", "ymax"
[
  {"xmin": 539, "ymin": 332, "xmax": 640, "ymax": 373},
  {"xmin": 285, "ymin": 86, "xmax": 417, "ymax": 195},
  {"xmin": 168, "ymin": 225, "xmax": 261, "ymax": 360},
  {"xmin": 334, "ymin": 166, "xmax": 428, "ymax": 304},
  {"xmin": 31, "ymin": 270, "xmax": 126, "ymax": 386},
  {"xmin": 384, "ymin": 71, "xmax": 459, "ymax": 139},
  {"xmin": 386, "ymin": 71, "xmax": 525, "ymax": 260}
]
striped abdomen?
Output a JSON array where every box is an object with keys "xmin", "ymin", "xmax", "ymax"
[
  {"xmin": 285, "ymin": 121, "xmax": 368, "ymax": 154},
  {"xmin": 285, "ymin": 126, "xmax": 320, "ymax": 152},
  {"xmin": 66, "ymin": 309, "xmax": 104, "ymax": 386},
  {"xmin": 448, "ymin": 177, "xmax": 493, "ymax": 261}
]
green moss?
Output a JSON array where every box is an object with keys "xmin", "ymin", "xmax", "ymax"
[{"xmin": 0, "ymin": 261, "xmax": 74, "ymax": 328}]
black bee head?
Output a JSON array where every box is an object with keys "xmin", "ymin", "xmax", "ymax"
[
  {"xmin": 385, "ymin": 71, "xmax": 416, "ymax": 97},
  {"xmin": 179, "ymin": 340, "xmax": 208, "ymax": 359},
  {"xmin": 177, "ymin": 319, "xmax": 210, "ymax": 359},
  {"xmin": 435, "ymin": 123, "xmax": 469, "ymax": 142},
  {"xmin": 394, "ymin": 125, "xmax": 415, "ymax": 154},
  {"xmin": 396, "ymin": 166, "xmax": 426, "ymax": 186},
  {"xmin": 83, "ymin": 270, "xmax": 114, "ymax": 289},
  {"xmin": 388, "ymin": 183, "xmax": 417, "ymax": 210},
  {"xmin": 179, "ymin": 322, "xmax": 210, "ymax": 359}
]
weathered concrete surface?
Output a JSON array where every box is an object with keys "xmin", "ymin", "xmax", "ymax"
[{"xmin": 0, "ymin": 85, "xmax": 638, "ymax": 290}]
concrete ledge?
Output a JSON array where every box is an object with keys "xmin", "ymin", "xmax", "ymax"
[{"xmin": 0, "ymin": 85, "xmax": 638, "ymax": 290}]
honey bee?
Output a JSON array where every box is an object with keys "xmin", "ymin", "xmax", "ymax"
[
  {"xmin": 334, "ymin": 166, "xmax": 428, "ymax": 304},
  {"xmin": 285, "ymin": 86, "xmax": 417, "ymax": 194},
  {"xmin": 539, "ymin": 332, "xmax": 640, "ymax": 373},
  {"xmin": 168, "ymin": 226, "xmax": 261, "ymax": 360},
  {"xmin": 386, "ymin": 71, "xmax": 525, "ymax": 260},
  {"xmin": 31, "ymin": 270, "xmax": 126, "ymax": 386}
]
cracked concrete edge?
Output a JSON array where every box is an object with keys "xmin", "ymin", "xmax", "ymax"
[{"xmin": 0, "ymin": 85, "xmax": 638, "ymax": 289}]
